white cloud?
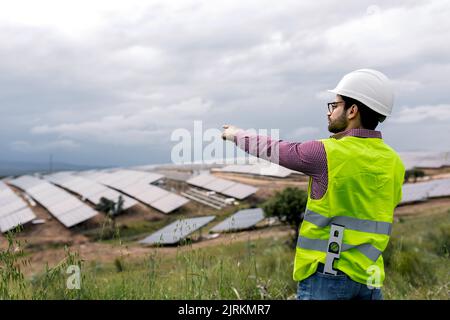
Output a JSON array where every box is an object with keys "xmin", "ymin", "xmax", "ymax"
[
  {"xmin": 323, "ymin": 1, "xmax": 450, "ymax": 68},
  {"xmin": 391, "ymin": 79, "xmax": 423, "ymax": 93},
  {"xmin": 315, "ymin": 90, "xmax": 333, "ymax": 101},
  {"xmin": 391, "ymin": 104, "xmax": 450, "ymax": 123},
  {"xmin": 30, "ymin": 97, "xmax": 212, "ymax": 145}
]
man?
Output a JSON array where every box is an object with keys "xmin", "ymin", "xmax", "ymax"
[{"xmin": 222, "ymin": 69, "xmax": 405, "ymax": 300}]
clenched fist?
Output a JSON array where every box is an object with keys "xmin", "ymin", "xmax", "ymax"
[{"xmin": 222, "ymin": 124, "xmax": 242, "ymax": 141}]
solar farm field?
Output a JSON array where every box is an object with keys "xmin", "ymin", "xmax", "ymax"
[{"xmin": 0, "ymin": 164, "xmax": 449, "ymax": 300}]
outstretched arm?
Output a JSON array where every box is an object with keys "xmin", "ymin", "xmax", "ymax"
[{"xmin": 222, "ymin": 125, "xmax": 327, "ymax": 178}]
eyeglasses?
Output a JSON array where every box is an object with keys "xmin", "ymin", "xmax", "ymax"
[{"xmin": 327, "ymin": 101, "xmax": 345, "ymax": 113}]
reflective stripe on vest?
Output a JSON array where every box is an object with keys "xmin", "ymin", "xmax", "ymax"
[
  {"xmin": 303, "ymin": 209, "xmax": 392, "ymax": 235},
  {"xmin": 297, "ymin": 236, "xmax": 383, "ymax": 262}
]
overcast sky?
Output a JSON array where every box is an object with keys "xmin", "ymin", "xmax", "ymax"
[{"xmin": 1, "ymin": 0, "xmax": 449, "ymax": 167}]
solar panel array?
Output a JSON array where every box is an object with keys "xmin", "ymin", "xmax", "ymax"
[
  {"xmin": 401, "ymin": 182, "xmax": 432, "ymax": 204},
  {"xmin": 218, "ymin": 160, "xmax": 296, "ymax": 178},
  {"xmin": 210, "ymin": 208, "xmax": 265, "ymax": 233},
  {"xmin": 0, "ymin": 181, "xmax": 36, "ymax": 233},
  {"xmin": 399, "ymin": 152, "xmax": 450, "ymax": 170},
  {"xmin": 82, "ymin": 169, "xmax": 164, "ymax": 189},
  {"xmin": 82, "ymin": 170, "xmax": 189, "ymax": 213},
  {"xmin": 8, "ymin": 175, "xmax": 98, "ymax": 228},
  {"xmin": 428, "ymin": 178, "xmax": 450, "ymax": 198},
  {"xmin": 186, "ymin": 174, "xmax": 258, "ymax": 200},
  {"xmin": 139, "ymin": 215, "xmax": 216, "ymax": 245},
  {"xmin": 44, "ymin": 172, "xmax": 138, "ymax": 211},
  {"xmin": 400, "ymin": 178, "xmax": 450, "ymax": 204}
]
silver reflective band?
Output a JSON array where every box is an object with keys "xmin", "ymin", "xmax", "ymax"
[
  {"xmin": 297, "ymin": 236, "xmax": 383, "ymax": 262},
  {"xmin": 303, "ymin": 209, "xmax": 392, "ymax": 235}
]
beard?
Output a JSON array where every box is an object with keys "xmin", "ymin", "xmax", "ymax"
[{"xmin": 328, "ymin": 112, "xmax": 348, "ymax": 134}]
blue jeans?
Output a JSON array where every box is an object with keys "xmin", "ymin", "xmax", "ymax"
[{"xmin": 297, "ymin": 271, "xmax": 383, "ymax": 300}]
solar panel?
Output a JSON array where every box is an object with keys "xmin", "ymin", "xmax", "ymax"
[
  {"xmin": 58, "ymin": 206, "xmax": 98, "ymax": 228},
  {"xmin": 400, "ymin": 181, "xmax": 436, "ymax": 204},
  {"xmin": 86, "ymin": 172, "xmax": 111, "ymax": 184},
  {"xmin": 7, "ymin": 175, "xmax": 44, "ymax": 190},
  {"xmin": 26, "ymin": 182, "xmax": 53, "ymax": 195},
  {"xmin": 0, "ymin": 207, "xmax": 36, "ymax": 233},
  {"xmin": 428, "ymin": 178, "xmax": 450, "ymax": 198},
  {"xmin": 399, "ymin": 151, "xmax": 450, "ymax": 170},
  {"xmin": 219, "ymin": 161, "xmax": 293, "ymax": 178},
  {"xmin": 186, "ymin": 174, "xmax": 217, "ymax": 187},
  {"xmin": 221, "ymin": 183, "xmax": 258, "ymax": 200},
  {"xmin": 0, "ymin": 201, "xmax": 27, "ymax": 216},
  {"xmin": 47, "ymin": 198, "xmax": 83, "ymax": 217},
  {"xmin": 210, "ymin": 208, "xmax": 265, "ymax": 232},
  {"xmin": 134, "ymin": 186, "xmax": 169, "ymax": 204},
  {"xmin": 64, "ymin": 178, "xmax": 94, "ymax": 191},
  {"xmin": 255, "ymin": 163, "xmax": 293, "ymax": 177},
  {"xmin": 81, "ymin": 170, "xmax": 189, "ymax": 213},
  {"xmin": 139, "ymin": 216, "xmax": 216, "ymax": 245},
  {"xmin": 104, "ymin": 170, "xmax": 164, "ymax": 188},
  {"xmin": 75, "ymin": 183, "xmax": 106, "ymax": 197},
  {"xmin": 186, "ymin": 174, "xmax": 258, "ymax": 199},
  {"xmin": 44, "ymin": 173, "xmax": 138, "ymax": 212},
  {"xmin": 117, "ymin": 183, "xmax": 149, "ymax": 195},
  {"xmin": 37, "ymin": 192, "xmax": 69, "ymax": 208},
  {"xmin": 203, "ymin": 178, "xmax": 236, "ymax": 192},
  {"xmin": 87, "ymin": 189, "xmax": 138, "ymax": 210},
  {"xmin": 8, "ymin": 176, "xmax": 97, "ymax": 227},
  {"xmin": 46, "ymin": 172, "xmax": 74, "ymax": 184},
  {"xmin": 0, "ymin": 181, "xmax": 36, "ymax": 232},
  {"xmin": 150, "ymin": 193, "xmax": 190, "ymax": 214},
  {"xmin": 0, "ymin": 194, "xmax": 16, "ymax": 206}
]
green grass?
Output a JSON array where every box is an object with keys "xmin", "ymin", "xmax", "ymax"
[
  {"xmin": 3, "ymin": 236, "xmax": 295, "ymax": 299},
  {"xmin": 382, "ymin": 209, "xmax": 450, "ymax": 299},
  {"xmin": 1, "ymin": 209, "xmax": 449, "ymax": 300},
  {"xmin": 77, "ymin": 239, "xmax": 295, "ymax": 300}
]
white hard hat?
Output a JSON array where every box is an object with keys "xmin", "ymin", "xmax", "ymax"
[{"xmin": 328, "ymin": 69, "xmax": 394, "ymax": 116}]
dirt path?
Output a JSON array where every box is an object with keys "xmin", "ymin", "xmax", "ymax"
[{"xmin": 395, "ymin": 197, "xmax": 450, "ymax": 217}]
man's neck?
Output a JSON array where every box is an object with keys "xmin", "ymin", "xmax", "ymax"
[
  {"xmin": 344, "ymin": 122, "xmax": 364, "ymax": 131},
  {"xmin": 331, "ymin": 127, "xmax": 382, "ymax": 140}
]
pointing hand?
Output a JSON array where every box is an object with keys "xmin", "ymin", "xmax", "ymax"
[{"xmin": 222, "ymin": 124, "xmax": 242, "ymax": 141}]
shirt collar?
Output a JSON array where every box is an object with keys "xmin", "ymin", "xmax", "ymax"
[{"xmin": 330, "ymin": 128, "xmax": 382, "ymax": 140}]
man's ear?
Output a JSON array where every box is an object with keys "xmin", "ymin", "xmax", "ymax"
[{"xmin": 348, "ymin": 104, "xmax": 358, "ymax": 120}]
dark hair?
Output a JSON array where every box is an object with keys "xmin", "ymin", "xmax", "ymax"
[{"xmin": 340, "ymin": 95, "xmax": 386, "ymax": 130}]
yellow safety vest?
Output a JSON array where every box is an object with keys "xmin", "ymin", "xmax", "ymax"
[{"xmin": 293, "ymin": 136, "xmax": 405, "ymax": 287}]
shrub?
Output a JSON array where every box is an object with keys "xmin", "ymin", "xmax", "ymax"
[
  {"xmin": 426, "ymin": 225, "xmax": 450, "ymax": 257},
  {"xmin": 262, "ymin": 187, "xmax": 307, "ymax": 246}
]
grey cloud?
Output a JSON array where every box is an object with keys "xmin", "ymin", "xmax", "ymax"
[
  {"xmin": 391, "ymin": 104, "xmax": 450, "ymax": 123},
  {"xmin": 0, "ymin": 0, "xmax": 449, "ymax": 166}
]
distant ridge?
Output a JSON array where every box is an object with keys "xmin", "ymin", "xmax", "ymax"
[{"xmin": 0, "ymin": 160, "xmax": 106, "ymax": 177}]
